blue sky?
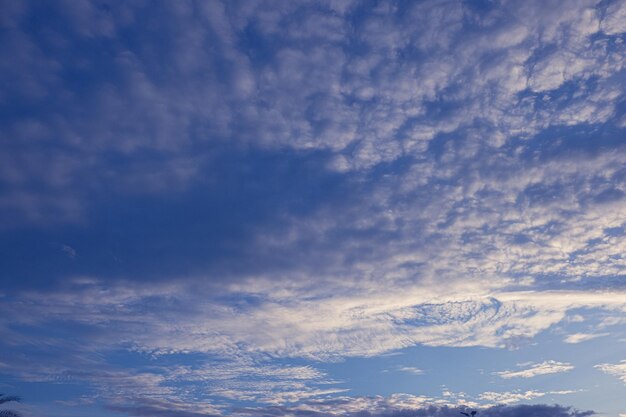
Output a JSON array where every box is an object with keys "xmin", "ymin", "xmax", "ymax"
[{"xmin": 0, "ymin": 1, "xmax": 625, "ymax": 416}]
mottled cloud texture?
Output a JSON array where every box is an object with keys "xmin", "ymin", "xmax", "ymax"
[
  {"xmin": 235, "ymin": 402, "xmax": 593, "ymax": 417},
  {"xmin": 0, "ymin": 0, "xmax": 625, "ymax": 416}
]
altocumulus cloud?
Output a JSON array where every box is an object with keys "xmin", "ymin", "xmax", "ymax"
[
  {"xmin": 0, "ymin": 0, "xmax": 625, "ymax": 416},
  {"xmin": 110, "ymin": 403, "xmax": 594, "ymax": 417}
]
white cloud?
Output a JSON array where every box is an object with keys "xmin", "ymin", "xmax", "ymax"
[
  {"xmin": 563, "ymin": 332, "xmax": 610, "ymax": 344},
  {"xmin": 478, "ymin": 389, "xmax": 575, "ymax": 405},
  {"xmin": 602, "ymin": 1, "xmax": 626, "ymax": 35},
  {"xmin": 2, "ymin": 0, "xmax": 626, "ymax": 225},
  {"xmin": 4, "ymin": 278, "xmax": 626, "ymax": 364},
  {"xmin": 1, "ymin": 0, "xmax": 626, "ymax": 412},
  {"xmin": 396, "ymin": 367, "xmax": 424, "ymax": 376},
  {"xmin": 478, "ymin": 390, "xmax": 544, "ymax": 405},
  {"xmin": 595, "ymin": 360, "xmax": 626, "ymax": 384},
  {"xmin": 495, "ymin": 361, "xmax": 574, "ymax": 379}
]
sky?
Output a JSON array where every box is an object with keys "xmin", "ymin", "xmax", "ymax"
[{"xmin": 0, "ymin": 0, "xmax": 625, "ymax": 416}]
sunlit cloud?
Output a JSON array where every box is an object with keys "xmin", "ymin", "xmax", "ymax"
[
  {"xmin": 495, "ymin": 361, "xmax": 574, "ymax": 379},
  {"xmin": 478, "ymin": 390, "xmax": 576, "ymax": 405},
  {"xmin": 0, "ymin": 0, "xmax": 625, "ymax": 416},
  {"xmin": 563, "ymin": 333, "xmax": 610, "ymax": 344},
  {"xmin": 595, "ymin": 360, "xmax": 626, "ymax": 384}
]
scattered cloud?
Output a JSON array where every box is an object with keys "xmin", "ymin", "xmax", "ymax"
[
  {"xmin": 478, "ymin": 390, "xmax": 576, "ymax": 405},
  {"xmin": 396, "ymin": 367, "xmax": 424, "ymax": 376},
  {"xmin": 563, "ymin": 333, "xmax": 610, "ymax": 344},
  {"xmin": 236, "ymin": 398, "xmax": 593, "ymax": 417},
  {"xmin": 61, "ymin": 244, "xmax": 76, "ymax": 258},
  {"xmin": 595, "ymin": 360, "xmax": 626, "ymax": 384},
  {"xmin": 1, "ymin": 0, "xmax": 625, "ymax": 415},
  {"xmin": 108, "ymin": 398, "xmax": 222, "ymax": 417},
  {"xmin": 495, "ymin": 360, "xmax": 575, "ymax": 379}
]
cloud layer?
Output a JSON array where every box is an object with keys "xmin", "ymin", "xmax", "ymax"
[
  {"xmin": 235, "ymin": 400, "xmax": 594, "ymax": 417},
  {"xmin": 1, "ymin": 0, "xmax": 625, "ymax": 416},
  {"xmin": 495, "ymin": 361, "xmax": 575, "ymax": 379}
]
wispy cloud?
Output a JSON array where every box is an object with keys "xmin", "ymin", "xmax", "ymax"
[
  {"xmin": 108, "ymin": 398, "xmax": 222, "ymax": 417},
  {"xmin": 396, "ymin": 366, "xmax": 425, "ymax": 375},
  {"xmin": 61, "ymin": 244, "xmax": 76, "ymax": 258},
  {"xmin": 495, "ymin": 361, "xmax": 575, "ymax": 379},
  {"xmin": 236, "ymin": 397, "xmax": 591, "ymax": 417},
  {"xmin": 1, "ymin": 0, "xmax": 626, "ymax": 415},
  {"xmin": 478, "ymin": 390, "xmax": 576, "ymax": 405},
  {"xmin": 595, "ymin": 360, "xmax": 626, "ymax": 384}
]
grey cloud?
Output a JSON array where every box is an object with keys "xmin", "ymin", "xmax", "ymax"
[
  {"xmin": 236, "ymin": 403, "xmax": 594, "ymax": 417},
  {"xmin": 1, "ymin": 0, "xmax": 626, "ymax": 412},
  {"xmin": 109, "ymin": 407, "xmax": 216, "ymax": 417},
  {"xmin": 387, "ymin": 405, "xmax": 593, "ymax": 417},
  {"xmin": 108, "ymin": 398, "xmax": 222, "ymax": 417},
  {"xmin": 595, "ymin": 360, "xmax": 626, "ymax": 384},
  {"xmin": 479, "ymin": 405, "xmax": 594, "ymax": 417},
  {"xmin": 1, "ymin": 0, "xmax": 625, "ymax": 225}
]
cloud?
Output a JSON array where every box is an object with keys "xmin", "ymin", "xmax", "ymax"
[
  {"xmin": 480, "ymin": 404, "xmax": 593, "ymax": 417},
  {"xmin": 0, "ymin": 278, "xmax": 619, "ymax": 412},
  {"xmin": 61, "ymin": 244, "xmax": 76, "ymax": 258},
  {"xmin": 2, "ymin": 0, "xmax": 626, "ymax": 292},
  {"xmin": 495, "ymin": 360, "xmax": 575, "ymax": 379},
  {"xmin": 595, "ymin": 360, "xmax": 626, "ymax": 384},
  {"xmin": 601, "ymin": 1, "xmax": 626, "ymax": 35},
  {"xmin": 108, "ymin": 398, "xmax": 222, "ymax": 417},
  {"xmin": 478, "ymin": 390, "xmax": 576, "ymax": 405},
  {"xmin": 3, "ymin": 277, "xmax": 626, "ymax": 365},
  {"xmin": 235, "ymin": 398, "xmax": 593, "ymax": 417},
  {"xmin": 1, "ymin": 0, "xmax": 626, "ymax": 414},
  {"xmin": 396, "ymin": 367, "xmax": 424, "ymax": 376},
  {"xmin": 0, "ymin": 340, "xmax": 344, "ymax": 407},
  {"xmin": 109, "ymin": 406, "xmax": 215, "ymax": 417},
  {"xmin": 563, "ymin": 333, "xmax": 609, "ymax": 344},
  {"xmin": 1, "ymin": 0, "xmax": 625, "ymax": 226}
]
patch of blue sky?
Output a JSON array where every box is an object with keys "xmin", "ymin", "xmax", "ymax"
[{"xmin": 315, "ymin": 329, "xmax": 623, "ymax": 412}]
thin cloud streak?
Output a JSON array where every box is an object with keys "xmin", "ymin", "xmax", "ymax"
[{"xmin": 495, "ymin": 361, "xmax": 575, "ymax": 379}]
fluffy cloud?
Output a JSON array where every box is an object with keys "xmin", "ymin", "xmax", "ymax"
[
  {"xmin": 1, "ymin": 0, "xmax": 626, "ymax": 415},
  {"xmin": 236, "ymin": 399, "xmax": 593, "ymax": 417},
  {"xmin": 1, "ymin": 1, "xmax": 625, "ymax": 290},
  {"xmin": 478, "ymin": 390, "xmax": 576, "ymax": 405},
  {"xmin": 1, "ymin": 0, "xmax": 625, "ymax": 225}
]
